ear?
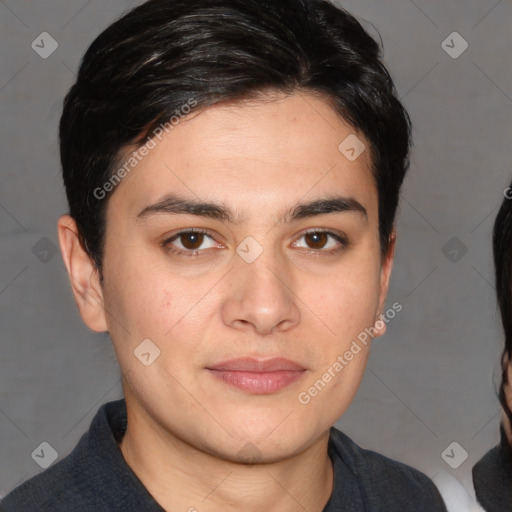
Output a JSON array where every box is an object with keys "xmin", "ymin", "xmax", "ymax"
[
  {"xmin": 57, "ymin": 214, "xmax": 108, "ymax": 332},
  {"xmin": 373, "ymin": 230, "xmax": 396, "ymax": 338}
]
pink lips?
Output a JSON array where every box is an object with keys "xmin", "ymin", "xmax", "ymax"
[{"xmin": 206, "ymin": 357, "xmax": 307, "ymax": 394}]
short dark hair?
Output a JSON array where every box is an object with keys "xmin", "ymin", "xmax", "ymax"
[
  {"xmin": 59, "ymin": 0, "xmax": 411, "ymax": 275},
  {"xmin": 493, "ymin": 184, "xmax": 512, "ymax": 429}
]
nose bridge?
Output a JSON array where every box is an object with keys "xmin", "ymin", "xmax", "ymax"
[
  {"xmin": 236, "ymin": 237, "xmax": 289, "ymax": 304},
  {"xmin": 222, "ymin": 235, "xmax": 300, "ymax": 334}
]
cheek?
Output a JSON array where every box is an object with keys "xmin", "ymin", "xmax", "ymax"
[
  {"xmin": 507, "ymin": 364, "xmax": 512, "ymax": 404},
  {"xmin": 311, "ymin": 260, "xmax": 381, "ymax": 342},
  {"xmin": 102, "ymin": 251, "xmax": 218, "ymax": 358}
]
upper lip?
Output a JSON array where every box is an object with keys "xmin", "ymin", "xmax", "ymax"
[{"xmin": 207, "ymin": 357, "xmax": 306, "ymax": 372}]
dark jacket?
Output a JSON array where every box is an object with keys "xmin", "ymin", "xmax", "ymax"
[
  {"xmin": 1, "ymin": 399, "xmax": 447, "ymax": 512},
  {"xmin": 473, "ymin": 423, "xmax": 512, "ymax": 512}
]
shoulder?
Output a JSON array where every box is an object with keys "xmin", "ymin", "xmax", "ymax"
[
  {"xmin": 0, "ymin": 450, "xmax": 105, "ymax": 512},
  {"xmin": 328, "ymin": 427, "xmax": 447, "ymax": 511},
  {"xmin": 472, "ymin": 424, "xmax": 512, "ymax": 511},
  {"xmin": 0, "ymin": 400, "xmax": 123, "ymax": 512}
]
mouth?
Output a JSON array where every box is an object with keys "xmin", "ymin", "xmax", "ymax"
[{"xmin": 206, "ymin": 357, "xmax": 307, "ymax": 394}]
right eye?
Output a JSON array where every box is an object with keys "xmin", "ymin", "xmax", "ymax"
[{"xmin": 162, "ymin": 229, "xmax": 223, "ymax": 257}]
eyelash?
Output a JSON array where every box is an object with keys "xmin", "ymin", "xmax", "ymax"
[{"xmin": 161, "ymin": 228, "xmax": 349, "ymax": 258}]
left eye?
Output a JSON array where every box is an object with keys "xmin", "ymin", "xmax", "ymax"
[{"xmin": 293, "ymin": 231, "xmax": 346, "ymax": 251}]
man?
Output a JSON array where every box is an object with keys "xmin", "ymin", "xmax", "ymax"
[{"xmin": 1, "ymin": 0, "xmax": 447, "ymax": 510}]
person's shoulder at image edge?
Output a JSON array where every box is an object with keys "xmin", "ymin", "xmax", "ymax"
[{"xmin": 472, "ymin": 422, "xmax": 512, "ymax": 512}]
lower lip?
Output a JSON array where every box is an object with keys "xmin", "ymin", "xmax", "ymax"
[{"xmin": 206, "ymin": 369, "xmax": 306, "ymax": 394}]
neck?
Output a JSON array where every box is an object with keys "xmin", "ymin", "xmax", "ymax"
[{"xmin": 118, "ymin": 401, "xmax": 334, "ymax": 512}]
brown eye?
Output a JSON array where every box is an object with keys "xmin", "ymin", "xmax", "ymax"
[
  {"xmin": 293, "ymin": 230, "xmax": 348, "ymax": 254},
  {"xmin": 304, "ymin": 232, "xmax": 329, "ymax": 249},
  {"xmin": 179, "ymin": 232, "xmax": 205, "ymax": 250},
  {"xmin": 163, "ymin": 229, "xmax": 219, "ymax": 256}
]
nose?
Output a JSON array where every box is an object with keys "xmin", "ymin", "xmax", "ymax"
[{"xmin": 221, "ymin": 248, "xmax": 301, "ymax": 336}]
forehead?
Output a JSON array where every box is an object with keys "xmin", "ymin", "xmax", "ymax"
[{"xmin": 107, "ymin": 92, "xmax": 377, "ymax": 221}]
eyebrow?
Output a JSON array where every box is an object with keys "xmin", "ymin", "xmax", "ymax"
[{"xmin": 136, "ymin": 193, "xmax": 367, "ymax": 224}]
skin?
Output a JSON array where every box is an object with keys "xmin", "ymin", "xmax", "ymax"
[
  {"xmin": 58, "ymin": 92, "xmax": 395, "ymax": 512},
  {"xmin": 505, "ymin": 362, "xmax": 512, "ymax": 445}
]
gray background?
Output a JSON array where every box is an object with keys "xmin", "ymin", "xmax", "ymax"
[{"xmin": 1, "ymin": 0, "xmax": 511, "ymax": 501}]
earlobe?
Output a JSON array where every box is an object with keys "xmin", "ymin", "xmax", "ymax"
[
  {"xmin": 57, "ymin": 214, "xmax": 108, "ymax": 332},
  {"xmin": 374, "ymin": 231, "xmax": 396, "ymax": 338},
  {"xmin": 372, "ymin": 312, "xmax": 387, "ymax": 337}
]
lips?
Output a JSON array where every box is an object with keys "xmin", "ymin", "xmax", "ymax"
[
  {"xmin": 207, "ymin": 357, "xmax": 306, "ymax": 372},
  {"xmin": 206, "ymin": 357, "xmax": 307, "ymax": 394}
]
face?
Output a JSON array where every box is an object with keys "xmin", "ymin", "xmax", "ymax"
[
  {"xmin": 505, "ymin": 361, "xmax": 512, "ymax": 444},
  {"xmin": 61, "ymin": 92, "xmax": 394, "ymax": 462}
]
